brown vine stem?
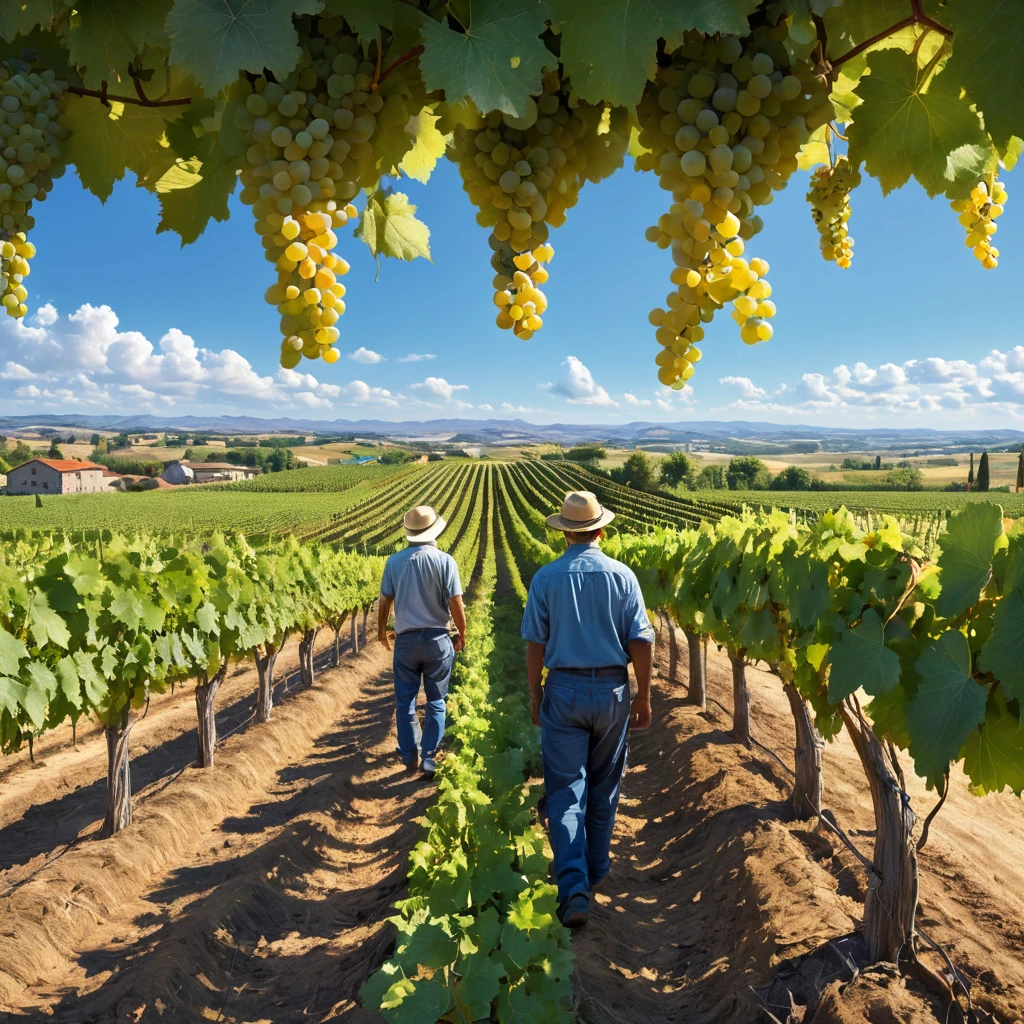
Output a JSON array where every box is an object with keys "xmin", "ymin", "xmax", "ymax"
[
  {"xmin": 373, "ymin": 44, "xmax": 424, "ymax": 90},
  {"xmin": 66, "ymin": 83, "xmax": 191, "ymax": 107},
  {"xmin": 830, "ymin": 0, "xmax": 952, "ymax": 71}
]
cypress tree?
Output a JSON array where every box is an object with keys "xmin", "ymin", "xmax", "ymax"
[
  {"xmin": 1016, "ymin": 447, "xmax": 1024, "ymax": 492},
  {"xmin": 977, "ymin": 451, "xmax": 990, "ymax": 492},
  {"xmin": 968, "ymin": 452, "xmax": 974, "ymax": 491}
]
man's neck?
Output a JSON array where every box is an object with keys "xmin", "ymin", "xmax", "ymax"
[{"xmin": 409, "ymin": 539, "xmax": 437, "ymax": 547}]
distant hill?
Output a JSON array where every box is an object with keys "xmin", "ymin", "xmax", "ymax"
[{"xmin": 2, "ymin": 414, "xmax": 1021, "ymax": 454}]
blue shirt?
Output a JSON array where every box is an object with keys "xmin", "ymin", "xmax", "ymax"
[
  {"xmin": 521, "ymin": 543, "xmax": 655, "ymax": 669},
  {"xmin": 380, "ymin": 543, "xmax": 463, "ymax": 633}
]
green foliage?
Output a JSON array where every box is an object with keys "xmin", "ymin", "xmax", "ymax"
[
  {"xmin": 727, "ymin": 456, "xmax": 769, "ymax": 490},
  {"xmin": 977, "ymin": 451, "xmax": 991, "ymax": 492},
  {"xmin": 659, "ymin": 450, "xmax": 697, "ymax": 489},
  {"xmin": 564, "ymin": 445, "xmax": 606, "ymax": 464},
  {"xmin": 357, "ymin": 190, "xmax": 432, "ymax": 262},
  {"xmin": 770, "ymin": 466, "xmax": 813, "ymax": 491},
  {"xmin": 379, "ymin": 448, "xmax": 415, "ymax": 465},
  {"xmin": 610, "ymin": 451, "xmax": 658, "ymax": 492},
  {"xmin": 881, "ymin": 467, "xmax": 924, "ymax": 491}
]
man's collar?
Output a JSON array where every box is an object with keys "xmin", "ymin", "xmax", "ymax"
[{"xmin": 409, "ymin": 539, "xmax": 438, "ymax": 547}]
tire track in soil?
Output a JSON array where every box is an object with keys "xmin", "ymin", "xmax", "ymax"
[{"xmin": 3, "ymin": 638, "xmax": 437, "ymax": 1023}]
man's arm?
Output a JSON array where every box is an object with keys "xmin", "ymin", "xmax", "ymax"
[
  {"xmin": 526, "ymin": 641, "xmax": 545, "ymax": 727},
  {"xmin": 628, "ymin": 638, "xmax": 653, "ymax": 729},
  {"xmin": 449, "ymin": 594, "xmax": 466, "ymax": 652},
  {"xmin": 378, "ymin": 594, "xmax": 394, "ymax": 650}
]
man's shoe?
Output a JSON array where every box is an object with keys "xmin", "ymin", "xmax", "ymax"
[
  {"xmin": 421, "ymin": 756, "xmax": 437, "ymax": 775},
  {"xmin": 401, "ymin": 754, "xmax": 418, "ymax": 773},
  {"xmin": 558, "ymin": 893, "xmax": 589, "ymax": 929},
  {"xmin": 590, "ymin": 873, "xmax": 608, "ymax": 893}
]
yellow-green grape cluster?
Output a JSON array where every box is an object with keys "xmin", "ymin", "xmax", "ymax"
[
  {"xmin": 636, "ymin": 25, "xmax": 832, "ymax": 388},
  {"xmin": 449, "ymin": 71, "xmax": 627, "ymax": 340},
  {"xmin": 807, "ymin": 156, "xmax": 860, "ymax": 268},
  {"xmin": 951, "ymin": 178, "xmax": 1007, "ymax": 270},
  {"xmin": 234, "ymin": 19, "xmax": 392, "ymax": 367},
  {"xmin": 0, "ymin": 60, "xmax": 69, "ymax": 319}
]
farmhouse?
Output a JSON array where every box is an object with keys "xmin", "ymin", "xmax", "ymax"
[{"xmin": 6, "ymin": 458, "xmax": 108, "ymax": 495}]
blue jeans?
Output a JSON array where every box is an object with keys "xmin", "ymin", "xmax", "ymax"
[
  {"xmin": 393, "ymin": 628, "xmax": 454, "ymax": 762},
  {"xmin": 540, "ymin": 671, "xmax": 630, "ymax": 906}
]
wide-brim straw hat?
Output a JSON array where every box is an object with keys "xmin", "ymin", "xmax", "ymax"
[
  {"xmin": 545, "ymin": 490, "xmax": 615, "ymax": 532},
  {"xmin": 404, "ymin": 504, "xmax": 448, "ymax": 542}
]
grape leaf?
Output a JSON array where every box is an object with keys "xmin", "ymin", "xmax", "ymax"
[
  {"xmin": 68, "ymin": 0, "xmax": 173, "ymax": 89},
  {"xmin": 27, "ymin": 592, "xmax": 70, "ymax": 649},
  {"xmin": 418, "ymin": 0, "xmax": 555, "ymax": 117},
  {"xmin": 453, "ymin": 950, "xmax": 504, "ymax": 1022},
  {"xmin": 0, "ymin": 0, "xmax": 60, "ymax": 42},
  {"xmin": 978, "ymin": 587, "xmax": 1024, "ymax": 703},
  {"xmin": 827, "ymin": 608, "xmax": 901, "ymax": 703},
  {"xmin": 399, "ymin": 109, "xmax": 450, "ymax": 183},
  {"xmin": 823, "ymin": 0, "xmax": 919, "ymax": 61},
  {"xmin": 906, "ymin": 630, "xmax": 986, "ymax": 784},
  {"xmin": 941, "ymin": 0, "xmax": 1024, "ymax": 150},
  {"xmin": 797, "ymin": 125, "xmax": 830, "ymax": 171},
  {"xmin": 166, "ymin": 0, "xmax": 322, "ymax": 98},
  {"xmin": 357, "ymin": 190, "xmax": 432, "ymax": 262},
  {"xmin": 323, "ymin": 0, "xmax": 398, "ymax": 46},
  {"xmin": 64, "ymin": 97, "xmax": 173, "ymax": 201},
  {"xmin": 934, "ymin": 502, "xmax": 1003, "ymax": 619},
  {"xmin": 56, "ymin": 656, "xmax": 82, "ymax": 709},
  {"xmin": 963, "ymin": 690, "xmax": 1024, "ymax": 797},
  {"xmin": 847, "ymin": 50, "xmax": 991, "ymax": 200},
  {"xmin": 550, "ymin": 0, "xmax": 760, "ymax": 107},
  {"xmin": 382, "ymin": 976, "xmax": 454, "ymax": 1023},
  {"xmin": 0, "ymin": 677, "xmax": 28, "ymax": 720},
  {"xmin": 21, "ymin": 668, "xmax": 51, "ymax": 728},
  {"xmin": 0, "ymin": 628, "xmax": 28, "ymax": 677},
  {"xmin": 156, "ymin": 153, "xmax": 238, "ymax": 245}
]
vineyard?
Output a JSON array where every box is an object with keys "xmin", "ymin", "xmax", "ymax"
[{"xmin": 1, "ymin": 459, "xmax": 1023, "ymax": 1023}]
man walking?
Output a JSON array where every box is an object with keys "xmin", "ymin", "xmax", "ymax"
[
  {"xmin": 378, "ymin": 505, "xmax": 466, "ymax": 776},
  {"xmin": 522, "ymin": 491, "xmax": 654, "ymax": 928}
]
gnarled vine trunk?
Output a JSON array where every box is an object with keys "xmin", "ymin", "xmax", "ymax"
[
  {"xmin": 195, "ymin": 663, "xmax": 228, "ymax": 768},
  {"xmin": 784, "ymin": 682, "xmax": 823, "ymax": 820},
  {"xmin": 361, "ymin": 605, "xmax": 370, "ymax": 647},
  {"xmin": 253, "ymin": 641, "xmax": 278, "ymax": 724},
  {"xmin": 102, "ymin": 709, "xmax": 135, "ymax": 837},
  {"xmin": 299, "ymin": 627, "xmax": 319, "ymax": 688},
  {"xmin": 333, "ymin": 614, "xmax": 347, "ymax": 665},
  {"xmin": 729, "ymin": 649, "xmax": 750, "ymax": 746},
  {"xmin": 683, "ymin": 627, "xmax": 707, "ymax": 710},
  {"xmin": 667, "ymin": 617, "xmax": 680, "ymax": 684},
  {"xmin": 350, "ymin": 612, "xmax": 360, "ymax": 655},
  {"xmin": 840, "ymin": 705, "xmax": 918, "ymax": 965}
]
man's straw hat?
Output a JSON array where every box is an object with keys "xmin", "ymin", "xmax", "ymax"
[
  {"xmin": 404, "ymin": 505, "xmax": 447, "ymax": 542},
  {"xmin": 545, "ymin": 490, "xmax": 615, "ymax": 532}
]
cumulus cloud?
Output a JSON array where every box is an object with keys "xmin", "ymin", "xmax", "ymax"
[
  {"xmin": 501, "ymin": 402, "xmax": 542, "ymax": 413},
  {"xmin": 411, "ymin": 376, "xmax": 471, "ymax": 407},
  {"xmin": 348, "ymin": 346, "xmax": 384, "ymax": 364},
  {"xmin": 621, "ymin": 392, "xmax": 652, "ymax": 407},
  {"xmin": 712, "ymin": 351, "xmax": 1024, "ymax": 421},
  {"xmin": 542, "ymin": 356, "xmax": 618, "ymax": 407},
  {"xmin": 397, "ymin": 352, "xmax": 437, "ymax": 362},
  {"xmin": 478, "ymin": 403, "xmax": 494, "ymax": 411},
  {"xmin": 0, "ymin": 302, "xmax": 403, "ymax": 414}
]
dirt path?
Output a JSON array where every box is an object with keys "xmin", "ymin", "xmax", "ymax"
[
  {"xmin": 571, "ymin": 623, "xmax": 1024, "ymax": 1024},
  {"xmin": 1, "ymin": 636, "xmax": 438, "ymax": 1021}
]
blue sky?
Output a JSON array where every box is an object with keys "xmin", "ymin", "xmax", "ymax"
[{"xmin": 1, "ymin": 151, "xmax": 1021, "ymax": 427}]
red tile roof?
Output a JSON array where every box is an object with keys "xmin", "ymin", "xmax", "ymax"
[{"xmin": 20, "ymin": 458, "xmax": 106, "ymax": 473}]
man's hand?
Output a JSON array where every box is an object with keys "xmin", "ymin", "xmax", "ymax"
[
  {"xmin": 453, "ymin": 632, "xmax": 466, "ymax": 653},
  {"xmin": 378, "ymin": 629, "xmax": 392, "ymax": 651},
  {"xmin": 630, "ymin": 696, "xmax": 652, "ymax": 730}
]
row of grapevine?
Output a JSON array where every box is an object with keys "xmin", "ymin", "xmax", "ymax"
[
  {"xmin": 604, "ymin": 503, "xmax": 1023, "ymax": 986},
  {"xmin": 0, "ymin": 530, "xmax": 382, "ymax": 834},
  {"xmin": 363, "ymin": 466, "xmax": 574, "ymax": 1021}
]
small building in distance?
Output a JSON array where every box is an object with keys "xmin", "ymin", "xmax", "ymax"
[
  {"xmin": 161, "ymin": 460, "xmax": 261, "ymax": 485},
  {"xmin": 6, "ymin": 458, "xmax": 108, "ymax": 495}
]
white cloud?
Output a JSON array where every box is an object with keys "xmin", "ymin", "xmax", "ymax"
[
  {"xmin": 542, "ymin": 356, "xmax": 618, "ymax": 407},
  {"xmin": 501, "ymin": 402, "xmax": 542, "ymax": 413},
  {"xmin": 397, "ymin": 352, "xmax": 436, "ymax": 363},
  {"xmin": 719, "ymin": 376, "xmax": 767, "ymax": 400},
  {"xmin": 622, "ymin": 392, "xmax": 652, "ymax": 407},
  {"xmin": 348, "ymin": 346, "xmax": 384, "ymax": 364},
  {"xmin": 477, "ymin": 403, "xmax": 494, "ymax": 412},
  {"xmin": 33, "ymin": 303, "xmax": 58, "ymax": 326},
  {"xmin": 0, "ymin": 302, "xmax": 403, "ymax": 414},
  {"xmin": 411, "ymin": 376, "xmax": 470, "ymax": 404}
]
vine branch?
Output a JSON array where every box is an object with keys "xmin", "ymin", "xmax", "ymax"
[
  {"xmin": 372, "ymin": 45, "xmax": 424, "ymax": 91},
  {"xmin": 66, "ymin": 83, "xmax": 191, "ymax": 108},
  {"xmin": 830, "ymin": 0, "xmax": 953, "ymax": 71}
]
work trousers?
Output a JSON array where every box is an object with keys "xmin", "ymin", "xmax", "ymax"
[
  {"xmin": 540, "ymin": 670, "xmax": 630, "ymax": 906},
  {"xmin": 393, "ymin": 627, "xmax": 454, "ymax": 762}
]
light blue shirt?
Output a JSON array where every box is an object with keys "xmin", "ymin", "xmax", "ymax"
[
  {"xmin": 380, "ymin": 542, "xmax": 462, "ymax": 634},
  {"xmin": 521, "ymin": 543, "xmax": 655, "ymax": 669}
]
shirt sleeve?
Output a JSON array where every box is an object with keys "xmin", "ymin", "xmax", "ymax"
[
  {"xmin": 520, "ymin": 575, "xmax": 549, "ymax": 644},
  {"xmin": 446, "ymin": 555, "xmax": 463, "ymax": 600},
  {"xmin": 380, "ymin": 558, "xmax": 395, "ymax": 599},
  {"xmin": 622, "ymin": 572, "xmax": 655, "ymax": 644}
]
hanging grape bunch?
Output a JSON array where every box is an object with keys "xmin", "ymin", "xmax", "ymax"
[
  {"xmin": 234, "ymin": 17, "xmax": 409, "ymax": 368},
  {"xmin": 807, "ymin": 155, "xmax": 860, "ymax": 267},
  {"xmin": 0, "ymin": 55, "xmax": 70, "ymax": 319},
  {"xmin": 636, "ymin": 25, "xmax": 833, "ymax": 389},
  {"xmin": 448, "ymin": 69, "xmax": 627, "ymax": 340},
  {"xmin": 951, "ymin": 177, "xmax": 1007, "ymax": 269}
]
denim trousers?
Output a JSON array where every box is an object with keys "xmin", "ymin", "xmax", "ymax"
[
  {"xmin": 393, "ymin": 627, "xmax": 454, "ymax": 762},
  {"xmin": 540, "ymin": 670, "xmax": 630, "ymax": 906}
]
